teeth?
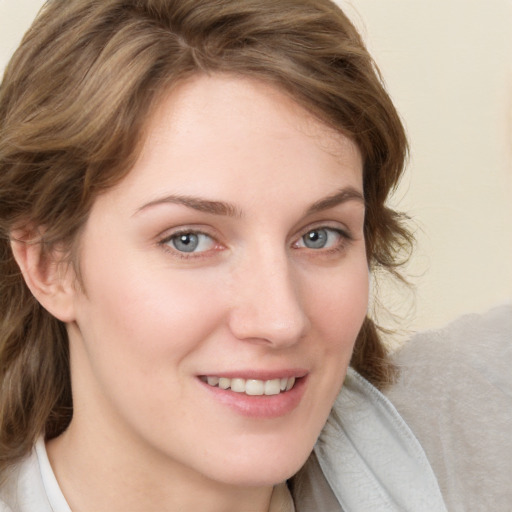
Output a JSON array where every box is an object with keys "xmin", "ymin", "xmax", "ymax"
[
  {"xmin": 231, "ymin": 378, "xmax": 246, "ymax": 393},
  {"xmin": 207, "ymin": 376, "xmax": 220, "ymax": 386},
  {"xmin": 246, "ymin": 380, "xmax": 264, "ymax": 395},
  {"xmin": 219, "ymin": 377, "xmax": 230, "ymax": 390},
  {"xmin": 264, "ymin": 379, "xmax": 281, "ymax": 396},
  {"xmin": 203, "ymin": 376, "xmax": 297, "ymax": 395}
]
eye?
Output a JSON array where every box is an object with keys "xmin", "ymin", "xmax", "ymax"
[
  {"xmin": 296, "ymin": 227, "xmax": 345, "ymax": 250},
  {"xmin": 164, "ymin": 231, "xmax": 216, "ymax": 253}
]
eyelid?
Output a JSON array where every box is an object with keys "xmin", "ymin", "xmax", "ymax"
[
  {"xmin": 295, "ymin": 222, "xmax": 352, "ymax": 242},
  {"xmin": 157, "ymin": 223, "xmax": 219, "ymax": 241}
]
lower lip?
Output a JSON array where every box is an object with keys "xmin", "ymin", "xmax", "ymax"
[{"xmin": 198, "ymin": 376, "xmax": 308, "ymax": 419}]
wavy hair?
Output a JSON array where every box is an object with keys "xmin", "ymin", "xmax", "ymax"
[{"xmin": 0, "ymin": 0, "xmax": 411, "ymax": 474}]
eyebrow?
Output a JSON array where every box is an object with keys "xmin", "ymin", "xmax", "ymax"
[
  {"xmin": 305, "ymin": 187, "xmax": 364, "ymax": 215},
  {"xmin": 134, "ymin": 186, "xmax": 364, "ymax": 218},
  {"xmin": 134, "ymin": 194, "xmax": 242, "ymax": 218}
]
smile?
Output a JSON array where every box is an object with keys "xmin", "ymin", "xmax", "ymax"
[{"xmin": 201, "ymin": 376, "xmax": 296, "ymax": 396}]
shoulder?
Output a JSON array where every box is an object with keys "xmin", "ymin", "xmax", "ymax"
[
  {"xmin": 0, "ymin": 442, "xmax": 53, "ymax": 512},
  {"xmin": 389, "ymin": 304, "xmax": 511, "ymax": 375},
  {"xmin": 385, "ymin": 305, "xmax": 512, "ymax": 511}
]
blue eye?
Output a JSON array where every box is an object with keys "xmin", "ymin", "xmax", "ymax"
[
  {"xmin": 299, "ymin": 228, "xmax": 343, "ymax": 249},
  {"xmin": 167, "ymin": 232, "xmax": 215, "ymax": 253}
]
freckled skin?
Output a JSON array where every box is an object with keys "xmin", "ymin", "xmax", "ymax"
[{"xmin": 47, "ymin": 75, "xmax": 369, "ymax": 511}]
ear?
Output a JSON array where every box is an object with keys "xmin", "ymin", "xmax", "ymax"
[{"xmin": 10, "ymin": 229, "xmax": 77, "ymax": 323}]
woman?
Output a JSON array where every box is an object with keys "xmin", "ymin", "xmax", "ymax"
[{"xmin": 0, "ymin": 0, "xmax": 447, "ymax": 510}]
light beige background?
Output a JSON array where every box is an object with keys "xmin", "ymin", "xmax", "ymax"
[
  {"xmin": 1, "ymin": 0, "xmax": 511, "ymax": 335},
  {"xmin": 342, "ymin": 0, "xmax": 512, "ymax": 335}
]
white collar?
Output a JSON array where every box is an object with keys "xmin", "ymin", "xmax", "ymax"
[{"xmin": 35, "ymin": 438, "xmax": 72, "ymax": 512}]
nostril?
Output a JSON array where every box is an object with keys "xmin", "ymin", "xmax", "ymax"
[{"xmin": 228, "ymin": 304, "xmax": 308, "ymax": 346}]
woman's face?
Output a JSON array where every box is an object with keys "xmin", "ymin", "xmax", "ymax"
[{"xmin": 66, "ymin": 75, "xmax": 368, "ymax": 487}]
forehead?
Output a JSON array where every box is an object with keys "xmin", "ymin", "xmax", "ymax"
[
  {"xmin": 147, "ymin": 74, "xmax": 359, "ymax": 154},
  {"xmin": 108, "ymin": 74, "xmax": 363, "ymax": 208}
]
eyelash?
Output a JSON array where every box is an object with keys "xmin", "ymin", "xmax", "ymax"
[{"xmin": 157, "ymin": 225, "xmax": 352, "ymax": 260}]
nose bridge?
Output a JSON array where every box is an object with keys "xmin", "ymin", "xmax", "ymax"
[{"xmin": 228, "ymin": 243, "xmax": 309, "ymax": 346}]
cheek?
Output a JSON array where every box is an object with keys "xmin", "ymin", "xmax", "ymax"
[
  {"xmin": 291, "ymin": 261, "xmax": 369, "ymax": 455},
  {"xmin": 306, "ymin": 261, "xmax": 369, "ymax": 351},
  {"xmin": 71, "ymin": 261, "xmax": 228, "ymax": 442},
  {"xmin": 75, "ymin": 255, "xmax": 226, "ymax": 374}
]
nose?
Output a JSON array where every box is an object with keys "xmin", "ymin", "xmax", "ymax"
[{"xmin": 227, "ymin": 248, "xmax": 310, "ymax": 348}]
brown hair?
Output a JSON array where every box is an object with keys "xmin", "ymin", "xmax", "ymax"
[{"xmin": 0, "ymin": 0, "xmax": 411, "ymax": 473}]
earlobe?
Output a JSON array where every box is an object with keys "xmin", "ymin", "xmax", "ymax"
[{"xmin": 10, "ymin": 229, "xmax": 77, "ymax": 323}]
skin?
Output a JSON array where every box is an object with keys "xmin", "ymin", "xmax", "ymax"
[{"xmin": 41, "ymin": 75, "xmax": 369, "ymax": 511}]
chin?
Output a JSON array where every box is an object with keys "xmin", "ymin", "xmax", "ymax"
[{"xmin": 201, "ymin": 439, "xmax": 314, "ymax": 488}]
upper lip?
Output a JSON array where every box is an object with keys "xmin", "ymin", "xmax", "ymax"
[{"xmin": 198, "ymin": 369, "xmax": 308, "ymax": 381}]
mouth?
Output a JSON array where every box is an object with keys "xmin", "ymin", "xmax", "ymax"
[
  {"xmin": 198, "ymin": 372, "xmax": 308, "ymax": 418},
  {"xmin": 199, "ymin": 376, "xmax": 297, "ymax": 396}
]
